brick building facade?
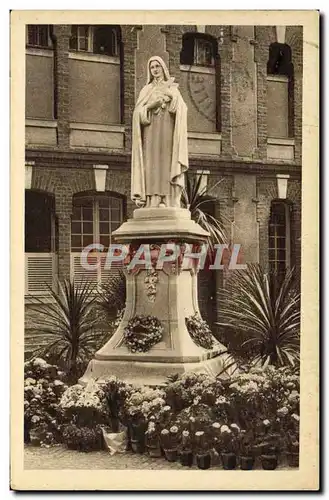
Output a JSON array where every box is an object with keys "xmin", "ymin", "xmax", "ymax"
[{"xmin": 25, "ymin": 24, "xmax": 302, "ymax": 328}]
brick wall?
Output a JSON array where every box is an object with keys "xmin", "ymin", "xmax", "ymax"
[{"xmin": 53, "ymin": 25, "xmax": 70, "ymax": 149}]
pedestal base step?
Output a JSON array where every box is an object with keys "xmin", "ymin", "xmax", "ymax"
[{"xmin": 79, "ymin": 352, "xmax": 235, "ymax": 387}]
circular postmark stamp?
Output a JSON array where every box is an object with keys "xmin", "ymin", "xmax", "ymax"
[{"xmin": 186, "ymin": 64, "xmax": 216, "ymax": 125}]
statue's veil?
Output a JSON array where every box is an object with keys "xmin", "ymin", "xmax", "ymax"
[{"xmin": 146, "ymin": 56, "xmax": 171, "ymax": 83}]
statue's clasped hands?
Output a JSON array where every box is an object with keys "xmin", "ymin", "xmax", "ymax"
[{"xmin": 146, "ymin": 88, "xmax": 173, "ymax": 112}]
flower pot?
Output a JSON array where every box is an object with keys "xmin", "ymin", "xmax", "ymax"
[
  {"xmin": 131, "ymin": 438, "xmax": 145, "ymax": 454},
  {"xmin": 240, "ymin": 456, "xmax": 255, "ymax": 470},
  {"xmin": 29, "ymin": 429, "xmax": 42, "ymax": 447},
  {"xmin": 164, "ymin": 448, "xmax": 178, "ymax": 462},
  {"xmin": 287, "ymin": 452, "xmax": 299, "ymax": 468},
  {"xmin": 147, "ymin": 444, "xmax": 162, "ymax": 458},
  {"xmin": 261, "ymin": 454, "xmax": 278, "ymax": 470},
  {"xmin": 221, "ymin": 452, "xmax": 237, "ymax": 470},
  {"xmin": 196, "ymin": 453, "xmax": 211, "ymax": 470},
  {"xmin": 180, "ymin": 451, "xmax": 194, "ymax": 467}
]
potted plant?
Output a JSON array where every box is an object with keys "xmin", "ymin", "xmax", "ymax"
[
  {"xmin": 145, "ymin": 419, "xmax": 162, "ymax": 458},
  {"xmin": 219, "ymin": 425, "xmax": 237, "ymax": 470},
  {"xmin": 238, "ymin": 430, "xmax": 255, "ymax": 470},
  {"xmin": 258, "ymin": 422, "xmax": 280, "ymax": 470},
  {"xmin": 160, "ymin": 425, "xmax": 179, "ymax": 462},
  {"xmin": 285, "ymin": 421, "xmax": 299, "ymax": 468},
  {"xmin": 194, "ymin": 429, "xmax": 212, "ymax": 470},
  {"xmin": 179, "ymin": 429, "xmax": 193, "ymax": 467}
]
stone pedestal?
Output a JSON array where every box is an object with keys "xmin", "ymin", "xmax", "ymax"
[{"xmin": 80, "ymin": 207, "xmax": 230, "ymax": 386}]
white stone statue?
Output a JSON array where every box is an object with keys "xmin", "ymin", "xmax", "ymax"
[{"xmin": 131, "ymin": 56, "xmax": 189, "ymax": 209}]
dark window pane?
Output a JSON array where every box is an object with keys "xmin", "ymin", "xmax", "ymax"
[
  {"xmin": 276, "ymin": 236, "xmax": 286, "ymax": 249},
  {"xmin": 83, "ymin": 222, "xmax": 93, "ymax": 234},
  {"xmin": 100, "ymin": 235, "xmax": 110, "ymax": 249},
  {"xmin": 111, "ymin": 221, "xmax": 121, "ymax": 232},
  {"xmin": 278, "ymin": 249, "xmax": 286, "ymax": 261},
  {"xmin": 82, "ymin": 207, "xmax": 93, "ymax": 220},
  {"xmin": 110, "ymin": 197, "xmax": 121, "ymax": 209},
  {"xmin": 99, "ymin": 208, "xmax": 110, "ymax": 221},
  {"xmin": 111, "ymin": 209, "xmax": 121, "ymax": 221},
  {"xmin": 100, "ymin": 222, "xmax": 109, "ymax": 234},
  {"xmin": 71, "ymin": 235, "xmax": 81, "ymax": 250},
  {"xmin": 276, "ymin": 224, "xmax": 286, "ymax": 237},
  {"xmin": 99, "ymin": 197, "xmax": 111, "ymax": 208},
  {"xmin": 71, "ymin": 222, "xmax": 81, "ymax": 234},
  {"xmin": 83, "ymin": 235, "xmax": 94, "ymax": 248},
  {"xmin": 268, "ymin": 249, "xmax": 276, "ymax": 261},
  {"xmin": 72, "ymin": 207, "xmax": 81, "ymax": 220}
]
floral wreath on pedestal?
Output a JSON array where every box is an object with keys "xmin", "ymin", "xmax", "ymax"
[
  {"xmin": 185, "ymin": 313, "xmax": 214, "ymax": 350},
  {"xmin": 123, "ymin": 315, "xmax": 164, "ymax": 353}
]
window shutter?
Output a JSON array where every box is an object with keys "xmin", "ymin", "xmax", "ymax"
[
  {"xmin": 26, "ymin": 254, "xmax": 55, "ymax": 295},
  {"xmin": 72, "ymin": 254, "xmax": 99, "ymax": 288},
  {"xmin": 180, "ymin": 34, "xmax": 195, "ymax": 65},
  {"xmin": 100, "ymin": 254, "xmax": 123, "ymax": 284}
]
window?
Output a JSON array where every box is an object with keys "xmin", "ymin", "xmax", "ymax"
[
  {"xmin": 71, "ymin": 194, "xmax": 123, "ymax": 252},
  {"xmin": 26, "ymin": 25, "xmax": 51, "ymax": 48},
  {"xmin": 267, "ymin": 43, "xmax": 294, "ymax": 138},
  {"xmin": 195, "ymin": 38, "xmax": 214, "ymax": 66},
  {"xmin": 69, "ymin": 25, "xmax": 120, "ymax": 57},
  {"xmin": 268, "ymin": 201, "xmax": 291, "ymax": 276},
  {"xmin": 180, "ymin": 33, "xmax": 217, "ymax": 67},
  {"xmin": 25, "ymin": 191, "xmax": 56, "ymax": 253},
  {"xmin": 70, "ymin": 25, "xmax": 90, "ymax": 52}
]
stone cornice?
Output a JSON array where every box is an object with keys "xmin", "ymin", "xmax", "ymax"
[{"xmin": 26, "ymin": 149, "xmax": 302, "ymax": 178}]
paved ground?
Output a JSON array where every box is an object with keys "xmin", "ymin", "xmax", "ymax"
[{"xmin": 24, "ymin": 445, "xmax": 291, "ymax": 470}]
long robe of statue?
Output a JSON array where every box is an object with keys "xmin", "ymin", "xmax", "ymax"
[{"xmin": 131, "ymin": 56, "xmax": 189, "ymax": 209}]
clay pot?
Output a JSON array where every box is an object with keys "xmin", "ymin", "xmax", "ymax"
[
  {"xmin": 287, "ymin": 452, "xmax": 299, "ymax": 468},
  {"xmin": 147, "ymin": 444, "xmax": 162, "ymax": 458},
  {"xmin": 163, "ymin": 448, "xmax": 178, "ymax": 462},
  {"xmin": 221, "ymin": 452, "xmax": 237, "ymax": 470},
  {"xmin": 196, "ymin": 453, "xmax": 211, "ymax": 470},
  {"xmin": 261, "ymin": 454, "xmax": 278, "ymax": 470},
  {"xmin": 131, "ymin": 438, "xmax": 145, "ymax": 454},
  {"xmin": 240, "ymin": 456, "xmax": 255, "ymax": 470},
  {"xmin": 180, "ymin": 451, "xmax": 194, "ymax": 467}
]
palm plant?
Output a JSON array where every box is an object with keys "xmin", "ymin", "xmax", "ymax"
[
  {"xmin": 97, "ymin": 268, "xmax": 126, "ymax": 321},
  {"xmin": 181, "ymin": 172, "xmax": 227, "ymax": 247},
  {"xmin": 217, "ymin": 264, "xmax": 300, "ymax": 367},
  {"xmin": 25, "ymin": 279, "xmax": 103, "ymax": 382}
]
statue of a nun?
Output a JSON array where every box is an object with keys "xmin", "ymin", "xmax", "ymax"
[{"xmin": 131, "ymin": 56, "xmax": 189, "ymax": 208}]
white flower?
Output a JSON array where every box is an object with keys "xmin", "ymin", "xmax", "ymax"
[
  {"xmin": 263, "ymin": 419, "xmax": 270, "ymax": 426},
  {"xmin": 170, "ymin": 426, "xmax": 178, "ymax": 433},
  {"xmin": 25, "ymin": 378, "xmax": 36, "ymax": 386},
  {"xmin": 216, "ymin": 396, "xmax": 227, "ymax": 405},
  {"xmin": 31, "ymin": 415, "xmax": 40, "ymax": 423},
  {"xmin": 277, "ymin": 406, "xmax": 289, "ymax": 416},
  {"xmin": 220, "ymin": 425, "xmax": 231, "ymax": 434},
  {"xmin": 291, "ymin": 413, "xmax": 300, "ymax": 422},
  {"xmin": 161, "ymin": 429, "xmax": 169, "ymax": 435},
  {"xmin": 163, "ymin": 405, "xmax": 171, "ymax": 412},
  {"xmin": 182, "ymin": 430, "xmax": 190, "ymax": 437},
  {"xmin": 193, "ymin": 396, "xmax": 201, "ymax": 405},
  {"xmin": 212, "ymin": 422, "xmax": 221, "ymax": 429},
  {"xmin": 189, "ymin": 416, "xmax": 196, "ymax": 422},
  {"xmin": 230, "ymin": 423, "xmax": 240, "ymax": 432},
  {"xmin": 195, "ymin": 431, "xmax": 204, "ymax": 437}
]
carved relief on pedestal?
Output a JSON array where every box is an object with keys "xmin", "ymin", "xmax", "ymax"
[{"xmin": 144, "ymin": 269, "xmax": 159, "ymax": 303}]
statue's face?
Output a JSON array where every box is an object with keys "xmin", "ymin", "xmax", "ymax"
[{"xmin": 149, "ymin": 60, "xmax": 164, "ymax": 80}]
